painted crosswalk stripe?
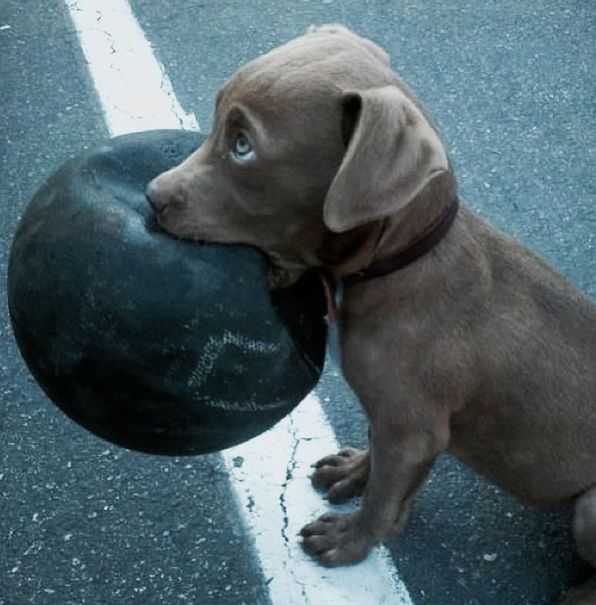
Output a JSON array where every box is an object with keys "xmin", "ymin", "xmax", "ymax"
[{"xmin": 64, "ymin": 1, "xmax": 413, "ymax": 603}]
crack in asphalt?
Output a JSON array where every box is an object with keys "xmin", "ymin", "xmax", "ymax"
[
  {"xmin": 278, "ymin": 416, "xmax": 311, "ymax": 602},
  {"xmin": 279, "ymin": 417, "xmax": 299, "ymax": 550},
  {"xmin": 158, "ymin": 71, "xmax": 193, "ymax": 130}
]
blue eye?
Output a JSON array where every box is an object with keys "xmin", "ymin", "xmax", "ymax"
[{"xmin": 232, "ymin": 134, "xmax": 255, "ymax": 162}]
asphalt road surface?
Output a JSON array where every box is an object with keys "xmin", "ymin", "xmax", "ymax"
[{"xmin": 1, "ymin": 1, "xmax": 594, "ymax": 604}]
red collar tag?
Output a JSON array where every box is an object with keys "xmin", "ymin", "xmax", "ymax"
[{"xmin": 319, "ymin": 271, "xmax": 338, "ymax": 323}]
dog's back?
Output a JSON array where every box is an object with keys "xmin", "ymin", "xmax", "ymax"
[{"xmin": 447, "ymin": 210, "xmax": 596, "ymax": 506}]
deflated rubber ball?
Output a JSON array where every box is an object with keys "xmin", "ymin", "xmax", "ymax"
[{"xmin": 7, "ymin": 130, "xmax": 327, "ymax": 455}]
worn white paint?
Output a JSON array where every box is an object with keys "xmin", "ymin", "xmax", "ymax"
[
  {"xmin": 64, "ymin": 1, "xmax": 413, "ymax": 602},
  {"xmin": 225, "ymin": 393, "xmax": 412, "ymax": 605},
  {"xmin": 65, "ymin": 0, "xmax": 198, "ymax": 135}
]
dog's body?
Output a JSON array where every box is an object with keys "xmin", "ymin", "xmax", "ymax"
[{"xmin": 147, "ymin": 26, "xmax": 596, "ymax": 604}]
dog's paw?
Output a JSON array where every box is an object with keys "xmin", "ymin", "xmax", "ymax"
[
  {"xmin": 311, "ymin": 448, "xmax": 369, "ymax": 503},
  {"xmin": 300, "ymin": 512, "xmax": 375, "ymax": 566}
]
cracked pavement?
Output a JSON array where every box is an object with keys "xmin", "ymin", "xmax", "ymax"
[{"xmin": 1, "ymin": 1, "xmax": 594, "ymax": 604}]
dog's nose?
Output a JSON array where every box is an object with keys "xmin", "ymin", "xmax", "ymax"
[{"xmin": 145, "ymin": 179, "xmax": 167, "ymax": 214}]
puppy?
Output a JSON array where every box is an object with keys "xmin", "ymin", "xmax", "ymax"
[{"xmin": 146, "ymin": 25, "xmax": 596, "ymax": 604}]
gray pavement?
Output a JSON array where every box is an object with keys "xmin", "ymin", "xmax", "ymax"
[{"xmin": 1, "ymin": 1, "xmax": 594, "ymax": 604}]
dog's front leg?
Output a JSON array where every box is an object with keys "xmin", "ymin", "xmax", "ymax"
[{"xmin": 301, "ymin": 403, "xmax": 449, "ymax": 566}]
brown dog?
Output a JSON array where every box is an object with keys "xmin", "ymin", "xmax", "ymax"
[{"xmin": 146, "ymin": 25, "xmax": 596, "ymax": 604}]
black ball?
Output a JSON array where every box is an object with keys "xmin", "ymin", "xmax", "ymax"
[{"xmin": 8, "ymin": 130, "xmax": 327, "ymax": 456}]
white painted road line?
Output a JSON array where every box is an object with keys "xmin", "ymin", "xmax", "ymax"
[
  {"xmin": 65, "ymin": 0, "xmax": 199, "ymax": 135},
  {"xmin": 64, "ymin": 1, "xmax": 413, "ymax": 603},
  {"xmin": 225, "ymin": 394, "xmax": 412, "ymax": 605}
]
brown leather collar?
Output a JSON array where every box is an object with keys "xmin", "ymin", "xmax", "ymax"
[{"xmin": 343, "ymin": 196, "xmax": 459, "ymax": 286}]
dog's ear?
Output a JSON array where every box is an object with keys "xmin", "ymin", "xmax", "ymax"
[{"xmin": 324, "ymin": 86, "xmax": 449, "ymax": 233}]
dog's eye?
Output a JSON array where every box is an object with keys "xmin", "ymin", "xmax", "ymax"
[{"xmin": 231, "ymin": 134, "xmax": 255, "ymax": 162}]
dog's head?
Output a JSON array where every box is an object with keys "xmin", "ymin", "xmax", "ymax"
[{"xmin": 146, "ymin": 25, "xmax": 452, "ymax": 285}]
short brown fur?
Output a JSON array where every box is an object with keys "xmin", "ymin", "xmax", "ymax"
[{"xmin": 146, "ymin": 25, "xmax": 596, "ymax": 604}]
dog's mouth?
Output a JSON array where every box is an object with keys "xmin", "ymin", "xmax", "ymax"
[
  {"xmin": 143, "ymin": 207, "xmax": 165, "ymax": 234},
  {"xmin": 144, "ymin": 187, "xmax": 311, "ymax": 288},
  {"xmin": 144, "ymin": 208, "xmax": 209, "ymax": 247},
  {"xmin": 267, "ymin": 258, "xmax": 311, "ymax": 289}
]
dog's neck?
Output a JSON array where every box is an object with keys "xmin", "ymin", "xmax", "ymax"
[
  {"xmin": 318, "ymin": 189, "xmax": 460, "ymax": 322},
  {"xmin": 320, "ymin": 178, "xmax": 460, "ymax": 283},
  {"xmin": 343, "ymin": 195, "xmax": 459, "ymax": 285}
]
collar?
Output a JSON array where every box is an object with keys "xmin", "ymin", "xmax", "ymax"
[{"xmin": 342, "ymin": 196, "xmax": 459, "ymax": 286}]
